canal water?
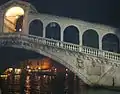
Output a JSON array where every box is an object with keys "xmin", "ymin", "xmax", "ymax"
[{"xmin": 0, "ymin": 72, "xmax": 120, "ymax": 94}]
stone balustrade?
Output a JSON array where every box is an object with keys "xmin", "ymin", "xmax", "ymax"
[{"xmin": 0, "ymin": 33, "xmax": 120, "ymax": 62}]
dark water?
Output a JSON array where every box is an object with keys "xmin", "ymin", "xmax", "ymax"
[{"xmin": 0, "ymin": 72, "xmax": 120, "ymax": 94}]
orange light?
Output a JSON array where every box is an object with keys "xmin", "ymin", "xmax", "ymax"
[{"xmin": 27, "ymin": 58, "xmax": 52, "ymax": 70}]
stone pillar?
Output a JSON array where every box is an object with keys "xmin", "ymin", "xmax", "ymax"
[
  {"xmin": 60, "ymin": 26, "xmax": 65, "ymax": 41},
  {"xmin": 61, "ymin": 30, "xmax": 63, "ymax": 41},
  {"xmin": 80, "ymin": 32, "xmax": 83, "ymax": 46},
  {"xmin": 99, "ymin": 35, "xmax": 102, "ymax": 50},
  {"xmin": 22, "ymin": 11, "xmax": 29, "ymax": 35},
  {"xmin": 43, "ymin": 23, "xmax": 46, "ymax": 38}
]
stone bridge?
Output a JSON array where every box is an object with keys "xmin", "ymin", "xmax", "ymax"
[
  {"xmin": 0, "ymin": 33, "xmax": 120, "ymax": 87},
  {"xmin": 0, "ymin": 0, "xmax": 120, "ymax": 87}
]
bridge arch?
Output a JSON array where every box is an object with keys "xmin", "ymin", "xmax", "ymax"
[
  {"xmin": 102, "ymin": 33, "xmax": 119, "ymax": 53},
  {"xmin": 82, "ymin": 29, "xmax": 99, "ymax": 48},
  {"xmin": 9, "ymin": 46, "xmax": 90, "ymax": 85},
  {"xmin": 0, "ymin": 36, "xmax": 91, "ymax": 85},
  {"xmin": 63, "ymin": 25, "xmax": 79, "ymax": 44},
  {"xmin": 4, "ymin": 6, "xmax": 25, "ymax": 33},
  {"xmin": 45, "ymin": 22, "xmax": 61, "ymax": 40},
  {"xmin": 29, "ymin": 19, "xmax": 43, "ymax": 37}
]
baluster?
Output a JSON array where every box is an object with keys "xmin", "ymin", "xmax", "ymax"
[
  {"xmin": 59, "ymin": 42, "xmax": 63, "ymax": 48},
  {"xmin": 99, "ymin": 50, "xmax": 105, "ymax": 57},
  {"xmin": 71, "ymin": 45, "xmax": 73, "ymax": 50},
  {"xmin": 79, "ymin": 46, "xmax": 82, "ymax": 52}
]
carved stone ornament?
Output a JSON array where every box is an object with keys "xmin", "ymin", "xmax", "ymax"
[{"xmin": 76, "ymin": 54, "xmax": 85, "ymax": 69}]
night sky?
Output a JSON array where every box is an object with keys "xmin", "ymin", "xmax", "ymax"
[
  {"xmin": 0, "ymin": 0, "xmax": 120, "ymax": 71},
  {"xmin": 0, "ymin": 0, "xmax": 120, "ymax": 27}
]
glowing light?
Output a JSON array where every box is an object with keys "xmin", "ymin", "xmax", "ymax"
[
  {"xmin": 8, "ymin": 68, "xmax": 13, "ymax": 72},
  {"xmin": 15, "ymin": 69, "xmax": 21, "ymax": 74},
  {"xmin": 66, "ymin": 69, "xmax": 68, "ymax": 71},
  {"xmin": 4, "ymin": 7, "xmax": 24, "ymax": 33},
  {"xmin": 17, "ymin": 69, "xmax": 21, "ymax": 72},
  {"xmin": 55, "ymin": 68, "xmax": 57, "ymax": 71},
  {"xmin": 27, "ymin": 66, "xmax": 30, "ymax": 69},
  {"xmin": 19, "ymin": 28, "xmax": 22, "ymax": 31},
  {"xmin": 43, "ymin": 75, "xmax": 46, "ymax": 78},
  {"xmin": 5, "ymin": 7, "xmax": 24, "ymax": 17},
  {"xmin": 16, "ymin": 16, "xmax": 19, "ymax": 19},
  {"xmin": 66, "ymin": 73, "xmax": 68, "ymax": 76},
  {"xmin": 28, "ymin": 69, "xmax": 31, "ymax": 72},
  {"xmin": 38, "ymin": 67, "xmax": 41, "ymax": 70},
  {"xmin": 0, "ymin": 75, "xmax": 8, "ymax": 78}
]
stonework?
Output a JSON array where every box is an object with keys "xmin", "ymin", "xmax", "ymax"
[
  {"xmin": 0, "ymin": 33, "xmax": 120, "ymax": 86},
  {"xmin": 0, "ymin": 0, "xmax": 120, "ymax": 87}
]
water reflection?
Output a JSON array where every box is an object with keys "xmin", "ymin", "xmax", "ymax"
[{"xmin": 0, "ymin": 72, "xmax": 120, "ymax": 94}]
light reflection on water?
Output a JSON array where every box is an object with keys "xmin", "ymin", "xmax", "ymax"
[{"xmin": 0, "ymin": 73, "xmax": 120, "ymax": 94}]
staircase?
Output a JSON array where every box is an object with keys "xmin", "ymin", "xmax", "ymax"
[{"xmin": 4, "ymin": 18, "xmax": 16, "ymax": 32}]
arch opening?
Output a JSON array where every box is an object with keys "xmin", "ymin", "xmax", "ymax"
[
  {"xmin": 102, "ymin": 33, "xmax": 119, "ymax": 53},
  {"xmin": 82, "ymin": 29, "xmax": 99, "ymax": 48},
  {"xmin": 0, "ymin": 43, "xmax": 89, "ymax": 85},
  {"xmin": 4, "ymin": 6, "xmax": 25, "ymax": 33},
  {"xmin": 0, "ymin": 46, "xmax": 87, "ymax": 93},
  {"xmin": 29, "ymin": 19, "xmax": 43, "ymax": 37},
  {"xmin": 63, "ymin": 25, "xmax": 79, "ymax": 44},
  {"xmin": 46, "ymin": 22, "xmax": 61, "ymax": 40}
]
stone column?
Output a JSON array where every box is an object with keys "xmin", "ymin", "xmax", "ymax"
[
  {"xmin": 60, "ymin": 25, "xmax": 65, "ymax": 41},
  {"xmin": 43, "ymin": 23, "xmax": 47, "ymax": 38},
  {"xmin": 99, "ymin": 35, "xmax": 102, "ymax": 50}
]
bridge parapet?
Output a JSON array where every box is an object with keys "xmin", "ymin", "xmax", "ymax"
[
  {"xmin": 0, "ymin": 33, "xmax": 120, "ymax": 62},
  {"xmin": 1, "ymin": 33, "xmax": 120, "ymax": 86}
]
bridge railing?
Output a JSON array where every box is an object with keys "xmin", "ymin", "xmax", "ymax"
[
  {"xmin": 0, "ymin": 33, "xmax": 120, "ymax": 61},
  {"xmin": 21, "ymin": 34, "xmax": 120, "ymax": 61}
]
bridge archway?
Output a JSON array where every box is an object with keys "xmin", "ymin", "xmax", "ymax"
[
  {"xmin": 102, "ymin": 33, "xmax": 119, "ymax": 53},
  {"xmin": 82, "ymin": 29, "xmax": 99, "ymax": 48},
  {"xmin": 29, "ymin": 19, "xmax": 43, "ymax": 37},
  {"xmin": 4, "ymin": 6, "xmax": 24, "ymax": 33},
  {"xmin": 63, "ymin": 25, "xmax": 79, "ymax": 44},
  {"xmin": 0, "ymin": 37, "xmax": 91, "ymax": 85},
  {"xmin": 45, "ymin": 22, "xmax": 61, "ymax": 40}
]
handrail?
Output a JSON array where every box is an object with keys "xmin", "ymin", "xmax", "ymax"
[
  {"xmin": 4, "ymin": 18, "xmax": 16, "ymax": 32},
  {"xmin": 4, "ymin": 23, "xmax": 16, "ymax": 32},
  {"xmin": 0, "ymin": 33, "xmax": 120, "ymax": 62},
  {"xmin": 5, "ymin": 18, "xmax": 15, "ymax": 26}
]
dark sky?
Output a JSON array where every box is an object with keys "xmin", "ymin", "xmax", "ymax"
[{"xmin": 0, "ymin": 0, "xmax": 120, "ymax": 27}]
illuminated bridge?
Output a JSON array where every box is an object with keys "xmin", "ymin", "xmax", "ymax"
[{"xmin": 0, "ymin": 0, "xmax": 120, "ymax": 86}]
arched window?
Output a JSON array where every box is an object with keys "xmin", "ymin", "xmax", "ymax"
[
  {"xmin": 45, "ymin": 22, "xmax": 61, "ymax": 40},
  {"xmin": 82, "ymin": 29, "xmax": 99, "ymax": 48},
  {"xmin": 102, "ymin": 33, "xmax": 119, "ymax": 53},
  {"xmin": 4, "ymin": 6, "xmax": 24, "ymax": 33},
  {"xmin": 29, "ymin": 19, "xmax": 43, "ymax": 37},
  {"xmin": 63, "ymin": 25, "xmax": 79, "ymax": 44}
]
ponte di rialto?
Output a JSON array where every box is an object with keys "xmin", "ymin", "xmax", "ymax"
[{"xmin": 0, "ymin": 0, "xmax": 120, "ymax": 87}]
